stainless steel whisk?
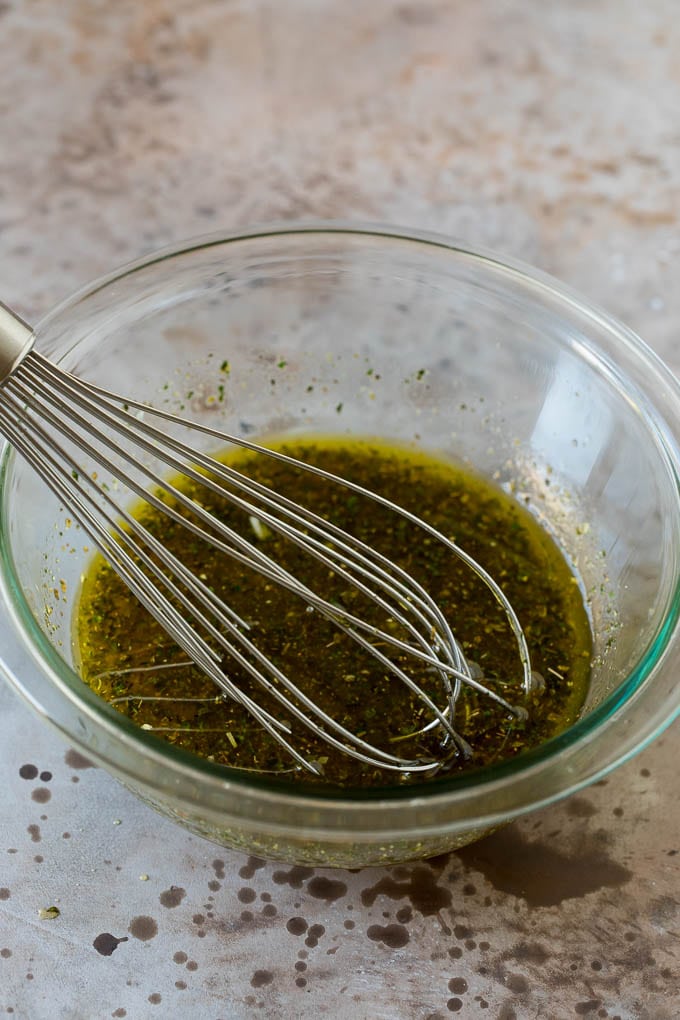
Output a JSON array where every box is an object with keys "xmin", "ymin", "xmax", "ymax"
[{"xmin": 0, "ymin": 302, "xmax": 533, "ymax": 776}]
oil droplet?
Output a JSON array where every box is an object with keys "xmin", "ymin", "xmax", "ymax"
[
  {"xmin": 159, "ymin": 886, "xmax": 185, "ymax": 908},
  {"xmin": 366, "ymin": 923, "xmax": 410, "ymax": 949},
  {"xmin": 93, "ymin": 933, "xmax": 128, "ymax": 957},
  {"xmin": 128, "ymin": 916, "xmax": 158, "ymax": 941},
  {"xmin": 64, "ymin": 749, "xmax": 96, "ymax": 769},
  {"xmin": 307, "ymin": 876, "xmax": 347, "ymax": 903},
  {"xmin": 251, "ymin": 970, "xmax": 273, "ymax": 988}
]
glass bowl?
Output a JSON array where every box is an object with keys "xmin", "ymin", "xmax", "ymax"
[{"xmin": 1, "ymin": 223, "xmax": 679, "ymax": 867}]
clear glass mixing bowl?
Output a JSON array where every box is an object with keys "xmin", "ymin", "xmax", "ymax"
[{"xmin": 1, "ymin": 224, "xmax": 679, "ymax": 867}]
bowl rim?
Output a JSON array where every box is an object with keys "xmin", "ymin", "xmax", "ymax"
[{"xmin": 1, "ymin": 219, "xmax": 680, "ymax": 828}]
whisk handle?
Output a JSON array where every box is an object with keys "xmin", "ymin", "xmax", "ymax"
[{"xmin": 0, "ymin": 302, "xmax": 34, "ymax": 385}]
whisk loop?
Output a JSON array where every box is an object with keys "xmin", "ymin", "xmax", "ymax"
[{"xmin": 0, "ymin": 302, "xmax": 533, "ymax": 776}]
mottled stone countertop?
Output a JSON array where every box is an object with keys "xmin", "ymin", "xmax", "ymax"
[{"xmin": 1, "ymin": 2, "xmax": 679, "ymax": 1018}]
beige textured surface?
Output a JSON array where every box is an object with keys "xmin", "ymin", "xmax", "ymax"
[{"xmin": 0, "ymin": 2, "xmax": 679, "ymax": 1018}]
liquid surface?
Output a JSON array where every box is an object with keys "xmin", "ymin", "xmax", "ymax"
[{"xmin": 75, "ymin": 438, "xmax": 592, "ymax": 788}]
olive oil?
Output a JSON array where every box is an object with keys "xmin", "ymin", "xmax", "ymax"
[{"xmin": 75, "ymin": 438, "xmax": 591, "ymax": 788}]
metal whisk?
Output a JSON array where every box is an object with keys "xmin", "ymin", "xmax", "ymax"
[{"xmin": 0, "ymin": 302, "xmax": 532, "ymax": 776}]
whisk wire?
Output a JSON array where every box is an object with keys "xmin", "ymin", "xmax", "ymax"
[
  {"xmin": 23, "ymin": 353, "xmax": 464, "ymax": 670},
  {"xmin": 19, "ymin": 352, "xmax": 527, "ymax": 719},
  {"xmin": 0, "ymin": 335, "xmax": 535, "ymax": 776},
  {"xmin": 86, "ymin": 372, "xmax": 533, "ymax": 699},
  {"xmin": 29, "ymin": 354, "xmax": 531, "ymax": 724},
  {"xmin": 11, "ymin": 359, "xmax": 472, "ymax": 728},
  {"xmin": 1, "ymin": 365, "xmax": 459, "ymax": 771}
]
